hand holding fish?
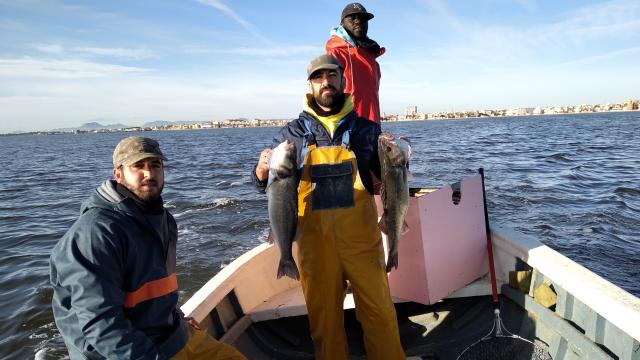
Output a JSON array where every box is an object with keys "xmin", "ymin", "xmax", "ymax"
[{"xmin": 255, "ymin": 148, "xmax": 273, "ymax": 182}]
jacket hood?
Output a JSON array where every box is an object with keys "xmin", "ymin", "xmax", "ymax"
[
  {"xmin": 330, "ymin": 26, "xmax": 357, "ymax": 47},
  {"xmin": 81, "ymin": 180, "xmax": 138, "ymax": 218},
  {"xmin": 329, "ymin": 26, "xmax": 385, "ymax": 56}
]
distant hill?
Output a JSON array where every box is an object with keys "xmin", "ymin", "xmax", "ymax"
[
  {"xmin": 48, "ymin": 121, "xmax": 131, "ymax": 132},
  {"xmin": 79, "ymin": 122, "xmax": 129, "ymax": 130},
  {"xmin": 142, "ymin": 120, "xmax": 199, "ymax": 127},
  {"xmin": 143, "ymin": 120, "xmax": 174, "ymax": 128}
]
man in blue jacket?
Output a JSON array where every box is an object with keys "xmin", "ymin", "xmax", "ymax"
[{"xmin": 50, "ymin": 136, "xmax": 245, "ymax": 359}]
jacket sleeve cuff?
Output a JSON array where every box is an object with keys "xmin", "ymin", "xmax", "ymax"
[{"xmin": 251, "ymin": 162, "xmax": 268, "ymax": 193}]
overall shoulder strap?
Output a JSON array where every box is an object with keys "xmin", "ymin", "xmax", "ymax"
[
  {"xmin": 299, "ymin": 118, "xmax": 316, "ymax": 169},
  {"xmin": 341, "ymin": 116, "xmax": 356, "ymax": 149}
]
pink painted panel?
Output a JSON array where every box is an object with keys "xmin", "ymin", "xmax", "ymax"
[{"xmin": 376, "ymin": 174, "xmax": 488, "ymax": 305}]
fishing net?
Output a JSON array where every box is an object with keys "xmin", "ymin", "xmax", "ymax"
[{"xmin": 457, "ymin": 309, "xmax": 552, "ymax": 360}]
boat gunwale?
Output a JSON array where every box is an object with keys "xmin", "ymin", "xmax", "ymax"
[{"xmin": 491, "ymin": 225, "xmax": 640, "ymax": 342}]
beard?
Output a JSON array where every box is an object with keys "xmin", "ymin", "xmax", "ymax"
[
  {"xmin": 120, "ymin": 177, "xmax": 164, "ymax": 204},
  {"xmin": 314, "ymin": 85, "xmax": 341, "ymax": 108}
]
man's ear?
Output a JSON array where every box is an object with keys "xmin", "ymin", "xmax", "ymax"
[
  {"xmin": 307, "ymin": 80, "xmax": 313, "ymax": 93},
  {"xmin": 113, "ymin": 167, "xmax": 123, "ymax": 183}
]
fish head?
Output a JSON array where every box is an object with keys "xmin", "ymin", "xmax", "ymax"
[
  {"xmin": 269, "ymin": 140, "xmax": 298, "ymax": 178},
  {"xmin": 378, "ymin": 133, "xmax": 410, "ymax": 167}
]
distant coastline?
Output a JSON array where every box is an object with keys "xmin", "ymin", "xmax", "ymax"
[{"xmin": 2, "ymin": 98, "xmax": 638, "ymax": 136}]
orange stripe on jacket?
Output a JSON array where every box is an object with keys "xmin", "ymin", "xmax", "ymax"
[{"xmin": 124, "ymin": 273, "xmax": 178, "ymax": 308}]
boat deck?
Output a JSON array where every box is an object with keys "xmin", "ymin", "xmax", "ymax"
[{"xmin": 233, "ymin": 295, "xmax": 550, "ymax": 359}]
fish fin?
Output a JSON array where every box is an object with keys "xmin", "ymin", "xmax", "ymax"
[
  {"xmin": 378, "ymin": 213, "xmax": 388, "ymax": 235},
  {"xmin": 277, "ymin": 259, "xmax": 300, "ymax": 280},
  {"xmin": 267, "ymin": 229, "xmax": 274, "ymax": 244},
  {"xmin": 407, "ymin": 169, "xmax": 414, "ymax": 181},
  {"xmin": 401, "ymin": 220, "xmax": 410, "ymax": 235},
  {"xmin": 385, "ymin": 253, "xmax": 398, "ymax": 273},
  {"xmin": 293, "ymin": 225, "xmax": 302, "ymax": 242}
]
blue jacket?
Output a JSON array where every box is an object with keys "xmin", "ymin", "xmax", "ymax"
[
  {"xmin": 253, "ymin": 107, "xmax": 382, "ymax": 194},
  {"xmin": 50, "ymin": 180, "xmax": 188, "ymax": 359}
]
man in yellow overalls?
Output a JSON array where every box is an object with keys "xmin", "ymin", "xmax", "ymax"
[{"xmin": 253, "ymin": 54, "xmax": 405, "ymax": 360}]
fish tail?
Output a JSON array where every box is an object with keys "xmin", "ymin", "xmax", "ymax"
[
  {"xmin": 277, "ymin": 258, "xmax": 300, "ymax": 280},
  {"xmin": 385, "ymin": 253, "xmax": 398, "ymax": 273},
  {"xmin": 378, "ymin": 214, "xmax": 388, "ymax": 235}
]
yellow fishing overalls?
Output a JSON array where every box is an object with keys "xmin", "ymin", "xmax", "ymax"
[{"xmin": 296, "ymin": 120, "xmax": 405, "ymax": 360}]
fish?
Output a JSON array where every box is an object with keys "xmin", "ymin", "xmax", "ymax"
[
  {"xmin": 378, "ymin": 132, "xmax": 411, "ymax": 273},
  {"xmin": 266, "ymin": 140, "xmax": 300, "ymax": 280}
]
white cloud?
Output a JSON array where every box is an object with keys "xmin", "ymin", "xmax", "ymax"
[
  {"xmin": 552, "ymin": 46, "xmax": 640, "ymax": 68},
  {"xmin": 0, "ymin": 58, "xmax": 307, "ymax": 132},
  {"xmin": 183, "ymin": 45, "xmax": 319, "ymax": 57},
  {"xmin": 73, "ymin": 47, "xmax": 156, "ymax": 60},
  {"xmin": 31, "ymin": 44, "xmax": 156, "ymax": 59},
  {"xmin": 33, "ymin": 44, "xmax": 64, "ymax": 54},
  {"xmin": 407, "ymin": 0, "xmax": 640, "ymax": 72},
  {"xmin": 0, "ymin": 58, "xmax": 152, "ymax": 79},
  {"xmin": 0, "ymin": 17, "xmax": 28, "ymax": 31},
  {"xmin": 195, "ymin": 0, "xmax": 271, "ymax": 44},
  {"xmin": 514, "ymin": 0, "xmax": 537, "ymax": 12}
]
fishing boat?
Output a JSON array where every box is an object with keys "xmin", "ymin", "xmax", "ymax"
[{"xmin": 180, "ymin": 171, "xmax": 640, "ymax": 359}]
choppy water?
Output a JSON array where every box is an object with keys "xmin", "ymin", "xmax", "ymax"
[{"xmin": 0, "ymin": 112, "xmax": 638, "ymax": 359}]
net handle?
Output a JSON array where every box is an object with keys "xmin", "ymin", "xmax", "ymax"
[{"xmin": 479, "ymin": 168, "xmax": 499, "ymax": 304}]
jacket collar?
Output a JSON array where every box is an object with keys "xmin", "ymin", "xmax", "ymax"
[
  {"xmin": 303, "ymin": 94, "xmax": 355, "ymax": 138},
  {"xmin": 330, "ymin": 26, "xmax": 357, "ymax": 47},
  {"xmin": 330, "ymin": 25, "xmax": 384, "ymax": 55}
]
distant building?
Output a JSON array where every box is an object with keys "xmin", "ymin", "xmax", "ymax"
[
  {"xmin": 625, "ymin": 99, "xmax": 639, "ymax": 111},
  {"xmin": 579, "ymin": 104, "xmax": 594, "ymax": 112},
  {"xmin": 405, "ymin": 105, "xmax": 418, "ymax": 118}
]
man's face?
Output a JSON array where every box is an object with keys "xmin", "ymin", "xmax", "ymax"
[
  {"xmin": 341, "ymin": 14, "xmax": 368, "ymax": 40},
  {"xmin": 114, "ymin": 157, "xmax": 164, "ymax": 202},
  {"xmin": 308, "ymin": 69, "xmax": 344, "ymax": 109}
]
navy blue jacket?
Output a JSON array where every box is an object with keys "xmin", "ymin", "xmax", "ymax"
[
  {"xmin": 50, "ymin": 180, "xmax": 188, "ymax": 359},
  {"xmin": 253, "ymin": 109, "xmax": 382, "ymax": 194}
]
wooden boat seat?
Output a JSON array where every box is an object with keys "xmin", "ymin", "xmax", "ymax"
[{"xmin": 249, "ymin": 285, "xmax": 356, "ymax": 322}]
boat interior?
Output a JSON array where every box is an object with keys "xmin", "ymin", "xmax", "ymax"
[{"xmin": 181, "ymin": 175, "xmax": 640, "ymax": 359}]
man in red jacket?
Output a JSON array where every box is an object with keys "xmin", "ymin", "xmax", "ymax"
[{"xmin": 326, "ymin": 2, "xmax": 385, "ymax": 124}]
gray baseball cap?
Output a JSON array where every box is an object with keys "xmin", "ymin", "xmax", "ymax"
[
  {"xmin": 306, "ymin": 54, "xmax": 343, "ymax": 80},
  {"xmin": 113, "ymin": 136, "xmax": 167, "ymax": 168}
]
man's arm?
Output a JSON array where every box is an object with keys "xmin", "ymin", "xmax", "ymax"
[{"xmin": 55, "ymin": 218, "xmax": 167, "ymax": 359}]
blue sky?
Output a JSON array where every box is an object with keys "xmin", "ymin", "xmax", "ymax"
[{"xmin": 1, "ymin": 0, "xmax": 638, "ymax": 132}]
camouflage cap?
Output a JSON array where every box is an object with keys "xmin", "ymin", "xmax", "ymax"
[
  {"xmin": 112, "ymin": 136, "xmax": 167, "ymax": 168},
  {"xmin": 307, "ymin": 54, "xmax": 343, "ymax": 80}
]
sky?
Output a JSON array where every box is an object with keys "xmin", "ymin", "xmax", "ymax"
[{"xmin": 1, "ymin": 0, "xmax": 639, "ymax": 133}]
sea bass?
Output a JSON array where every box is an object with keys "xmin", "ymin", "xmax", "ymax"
[
  {"xmin": 378, "ymin": 132, "xmax": 411, "ymax": 273},
  {"xmin": 267, "ymin": 140, "xmax": 300, "ymax": 280}
]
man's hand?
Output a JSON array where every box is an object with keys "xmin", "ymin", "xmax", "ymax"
[
  {"xmin": 255, "ymin": 148, "xmax": 272, "ymax": 182},
  {"xmin": 184, "ymin": 316, "xmax": 202, "ymax": 330}
]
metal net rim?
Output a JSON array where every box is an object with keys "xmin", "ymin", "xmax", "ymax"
[{"xmin": 457, "ymin": 334, "xmax": 553, "ymax": 360}]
